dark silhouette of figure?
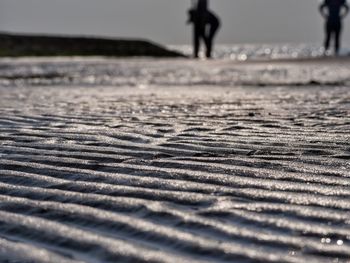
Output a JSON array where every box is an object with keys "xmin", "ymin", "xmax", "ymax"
[
  {"xmin": 320, "ymin": 0, "xmax": 349, "ymax": 55},
  {"xmin": 187, "ymin": 0, "xmax": 221, "ymax": 58}
]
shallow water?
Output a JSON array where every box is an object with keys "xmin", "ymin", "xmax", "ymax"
[
  {"xmin": 1, "ymin": 56, "xmax": 350, "ymax": 88},
  {"xmin": 0, "ymin": 57, "xmax": 349, "ymax": 263},
  {"xmin": 169, "ymin": 43, "xmax": 347, "ymax": 60}
]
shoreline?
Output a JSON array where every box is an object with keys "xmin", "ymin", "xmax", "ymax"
[{"xmin": 2, "ymin": 53, "xmax": 350, "ymax": 64}]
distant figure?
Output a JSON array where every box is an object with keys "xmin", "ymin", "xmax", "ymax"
[
  {"xmin": 187, "ymin": 0, "xmax": 221, "ymax": 58},
  {"xmin": 319, "ymin": 0, "xmax": 349, "ymax": 55}
]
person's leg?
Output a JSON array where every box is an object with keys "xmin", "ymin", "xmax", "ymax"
[
  {"xmin": 194, "ymin": 25, "xmax": 206, "ymax": 58},
  {"xmin": 205, "ymin": 41, "xmax": 212, "ymax": 58},
  {"xmin": 193, "ymin": 26, "xmax": 200, "ymax": 58},
  {"xmin": 205, "ymin": 26, "xmax": 213, "ymax": 58},
  {"xmin": 324, "ymin": 21, "xmax": 332, "ymax": 53},
  {"xmin": 334, "ymin": 21, "xmax": 342, "ymax": 55},
  {"xmin": 205, "ymin": 22, "xmax": 219, "ymax": 58}
]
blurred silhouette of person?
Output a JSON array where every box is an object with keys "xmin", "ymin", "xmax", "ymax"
[
  {"xmin": 319, "ymin": 0, "xmax": 349, "ymax": 55},
  {"xmin": 187, "ymin": 0, "xmax": 221, "ymax": 58}
]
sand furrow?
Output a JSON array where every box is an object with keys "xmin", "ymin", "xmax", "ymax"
[{"xmin": 0, "ymin": 237, "xmax": 85, "ymax": 263}]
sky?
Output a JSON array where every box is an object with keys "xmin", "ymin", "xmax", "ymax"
[{"xmin": 1, "ymin": 0, "xmax": 350, "ymax": 45}]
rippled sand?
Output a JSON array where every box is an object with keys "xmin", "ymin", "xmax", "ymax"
[{"xmin": 0, "ymin": 58, "xmax": 350, "ymax": 263}]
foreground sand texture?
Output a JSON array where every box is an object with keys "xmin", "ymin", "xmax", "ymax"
[{"xmin": 0, "ymin": 58, "xmax": 349, "ymax": 262}]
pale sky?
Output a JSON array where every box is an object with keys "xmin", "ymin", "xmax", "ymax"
[{"xmin": 1, "ymin": 0, "xmax": 350, "ymax": 45}]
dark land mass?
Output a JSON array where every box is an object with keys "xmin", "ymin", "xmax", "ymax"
[{"xmin": 0, "ymin": 32, "xmax": 185, "ymax": 58}]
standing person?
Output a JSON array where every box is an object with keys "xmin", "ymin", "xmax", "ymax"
[
  {"xmin": 319, "ymin": 0, "xmax": 349, "ymax": 55},
  {"xmin": 187, "ymin": 0, "xmax": 221, "ymax": 58}
]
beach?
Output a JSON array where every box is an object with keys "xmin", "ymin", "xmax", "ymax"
[{"xmin": 0, "ymin": 56, "xmax": 349, "ymax": 262}]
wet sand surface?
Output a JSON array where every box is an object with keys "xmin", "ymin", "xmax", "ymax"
[{"xmin": 0, "ymin": 58, "xmax": 349, "ymax": 263}]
